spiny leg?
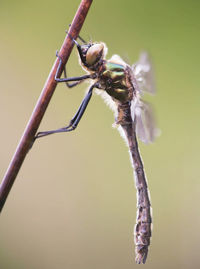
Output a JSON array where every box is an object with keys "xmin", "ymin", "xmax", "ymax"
[
  {"xmin": 63, "ymin": 67, "xmax": 81, "ymax": 88},
  {"xmin": 68, "ymin": 24, "xmax": 86, "ymax": 43},
  {"xmin": 65, "ymin": 31, "xmax": 87, "ymax": 65},
  {"xmin": 77, "ymin": 34, "xmax": 86, "ymax": 44},
  {"xmin": 35, "ymin": 83, "xmax": 99, "ymax": 139}
]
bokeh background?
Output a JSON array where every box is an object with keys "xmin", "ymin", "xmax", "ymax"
[{"xmin": 1, "ymin": 0, "xmax": 200, "ymax": 268}]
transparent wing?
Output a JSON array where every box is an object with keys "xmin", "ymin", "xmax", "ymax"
[
  {"xmin": 135, "ymin": 100, "xmax": 158, "ymax": 143},
  {"xmin": 132, "ymin": 52, "xmax": 156, "ymax": 94}
]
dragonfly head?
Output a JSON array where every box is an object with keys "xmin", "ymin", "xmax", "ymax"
[
  {"xmin": 85, "ymin": 43, "xmax": 105, "ymax": 65},
  {"xmin": 67, "ymin": 32, "xmax": 106, "ymax": 69},
  {"xmin": 77, "ymin": 42, "xmax": 106, "ymax": 69}
]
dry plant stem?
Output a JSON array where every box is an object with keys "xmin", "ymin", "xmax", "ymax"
[
  {"xmin": 120, "ymin": 120, "xmax": 152, "ymax": 264},
  {"xmin": 0, "ymin": 0, "xmax": 93, "ymax": 213}
]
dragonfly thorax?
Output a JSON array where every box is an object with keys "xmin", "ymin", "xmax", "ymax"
[
  {"xmin": 78, "ymin": 41, "xmax": 134, "ymax": 103},
  {"xmin": 100, "ymin": 59, "xmax": 134, "ymax": 103}
]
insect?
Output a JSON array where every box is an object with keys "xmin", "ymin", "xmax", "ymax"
[{"xmin": 36, "ymin": 33, "xmax": 157, "ymax": 264}]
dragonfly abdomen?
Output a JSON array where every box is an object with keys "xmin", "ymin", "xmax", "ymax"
[{"xmin": 117, "ymin": 103, "xmax": 152, "ymax": 264}]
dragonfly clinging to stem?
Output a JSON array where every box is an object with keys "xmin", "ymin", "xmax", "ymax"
[{"xmin": 35, "ymin": 31, "xmax": 157, "ymax": 264}]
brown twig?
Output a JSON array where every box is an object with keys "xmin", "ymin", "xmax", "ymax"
[{"xmin": 0, "ymin": 0, "xmax": 93, "ymax": 213}]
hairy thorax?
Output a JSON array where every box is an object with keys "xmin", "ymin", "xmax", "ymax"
[{"xmin": 97, "ymin": 56, "xmax": 134, "ymax": 104}]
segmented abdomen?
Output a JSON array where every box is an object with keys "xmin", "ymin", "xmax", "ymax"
[{"xmin": 117, "ymin": 103, "xmax": 152, "ymax": 264}]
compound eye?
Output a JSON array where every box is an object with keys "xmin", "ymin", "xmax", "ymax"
[
  {"xmin": 81, "ymin": 44, "xmax": 90, "ymax": 54},
  {"xmin": 86, "ymin": 43, "xmax": 104, "ymax": 66}
]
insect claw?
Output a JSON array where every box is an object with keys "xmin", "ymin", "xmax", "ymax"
[
  {"xmin": 55, "ymin": 50, "xmax": 62, "ymax": 63},
  {"xmin": 65, "ymin": 30, "xmax": 80, "ymax": 47},
  {"xmin": 65, "ymin": 30, "xmax": 73, "ymax": 40},
  {"xmin": 56, "ymin": 50, "xmax": 59, "ymax": 57},
  {"xmin": 73, "ymin": 39, "xmax": 79, "ymax": 47}
]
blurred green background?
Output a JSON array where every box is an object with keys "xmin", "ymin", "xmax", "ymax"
[{"xmin": 1, "ymin": 0, "xmax": 200, "ymax": 268}]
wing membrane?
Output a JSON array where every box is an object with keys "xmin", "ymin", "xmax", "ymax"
[
  {"xmin": 135, "ymin": 100, "xmax": 157, "ymax": 143},
  {"xmin": 132, "ymin": 52, "xmax": 156, "ymax": 94}
]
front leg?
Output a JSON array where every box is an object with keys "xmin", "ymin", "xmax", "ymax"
[{"xmin": 55, "ymin": 51, "xmax": 93, "ymax": 87}]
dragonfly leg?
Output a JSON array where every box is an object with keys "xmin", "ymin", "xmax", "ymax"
[
  {"xmin": 35, "ymin": 83, "xmax": 99, "ymax": 139},
  {"xmin": 55, "ymin": 51, "xmax": 93, "ymax": 85},
  {"xmin": 76, "ymin": 34, "xmax": 86, "ymax": 44},
  {"xmin": 62, "ymin": 66, "xmax": 81, "ymax": 88},
  {"xmin": 66, "ymin": 31, "xmax": 87, "ymax": 65},
  {"xmin": 68, "ymin": 24, "xmax": 86, "ymax": 43}
]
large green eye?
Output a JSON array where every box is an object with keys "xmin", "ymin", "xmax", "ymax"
[{"xmin": 86, "ymin": 43, "xmax": 104, "ymax": 65}]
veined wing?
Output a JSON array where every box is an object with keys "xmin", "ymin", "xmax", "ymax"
[
  {"xmin": 132, "ymin": 100, "xmax": 158, "ymax": 144},
  {"xmin": 132, "ymin": 52, "xmax": 156, "ymax": 94}
]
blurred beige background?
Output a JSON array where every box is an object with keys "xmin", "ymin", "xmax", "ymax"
[{"xmin": 1, "ymin": 0, "xmax": 200, "ymax": 268}]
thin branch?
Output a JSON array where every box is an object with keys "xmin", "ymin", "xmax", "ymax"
[{"xmin": 0, "ymin": 0, "xmax": 93, "ymax": 213}]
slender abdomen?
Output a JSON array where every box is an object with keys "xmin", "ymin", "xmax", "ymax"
[{"xmin": 117, "ymin": 103, "xmax": 152, "ymax": 264}]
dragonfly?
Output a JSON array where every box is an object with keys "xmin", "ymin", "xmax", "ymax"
[{"xmin": 35, "ymin": 32, "xmax": 157, "ymax": 264}]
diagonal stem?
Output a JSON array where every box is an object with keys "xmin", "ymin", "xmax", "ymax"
[{"xmin": 0, "ymin": 0, "xmax": 93, "ymax": 213}]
